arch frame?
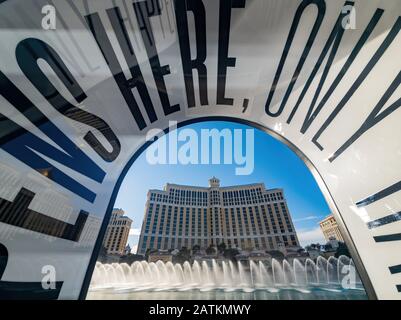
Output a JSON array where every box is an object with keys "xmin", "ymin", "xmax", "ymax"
[{"xmin": 78, "ymin": 116, "xmax": 377, "ymax": 300}]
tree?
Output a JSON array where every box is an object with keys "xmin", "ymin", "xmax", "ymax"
[
  {"xmin": 223, "ymin": 248, "xmax": 240, "ymax": 261},
  {"xmin": 267, "ymin": 250, "xmax": 285, "ymax": 260},
  {"xmin": 206, "ymin": 244, "xmax": 216, "ymax": 255},
  {"xmin": 308, "ymin": 243, "xmax": 321, "ymax": 251},
  {"xmin": 335, "ymin": 242, "xmax": 350, "ymax": 258},
  {"xmin": 175, "ymin": 247, "xmax": 191, "ymax": 264},
  {"xmin": 217, "ymin": 242, "xmax": 226, "ymax": 253},
  {"xmin": 192, "ymin": 245, "xmax": 201, "ymax": 254},
  {"xmin": 120, "ymin": 254, "xmax": 145, "ymax": 264},
  {"xmin": 145, "ymin": 248, "xmax": 157, "ymax": 260},
  {"xmin": 145, "ymin": 248, "xmax": 151, "ymax": 260}
]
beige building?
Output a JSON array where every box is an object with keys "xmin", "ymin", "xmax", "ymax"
[
  {"xmin": 103, "ymin": 208, "xmax": 133, "ymax": 255},
  {"xmin": 138, "ymin": 178, "xmax": 299, "ymax": 254},
  {"xmin": 148, "ymin": 250, "xmax": 173, "ymax": 263},
  {"xmin": 319, "ymin": 214, "xmax": 344, "ymax": 242}
]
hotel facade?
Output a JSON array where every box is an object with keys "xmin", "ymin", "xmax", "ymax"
[
  {"xmin": 138, "ymin": 178, "xmax": 299, "ymax": 254},
  {"xmin": 319, "ymin": 214, "xmax": 344, "ymax": 242},
  {"xmin": 103, "ymin": 208, "xmax": 133, "ymax": 255}
]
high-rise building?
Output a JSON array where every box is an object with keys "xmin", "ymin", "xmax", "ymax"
[
  {"xmin": 319, "ymin": 214, "xmax": 344, "ymax": 242},
  {"xmin": 138, "ymin": 178, "xmax": 299, "ymax": 254},
  {"xmin": 103, "ymin": 208, "xmax": 133, "ymax": 255}
]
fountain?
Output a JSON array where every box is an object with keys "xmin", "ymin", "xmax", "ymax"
[
  {"xmin": 89, "ymin": 256, "xmax": 365, "ymax": 297},
  {"xmin": 272, "ymin": 259, "xmax": 285, "ymax": 286}
]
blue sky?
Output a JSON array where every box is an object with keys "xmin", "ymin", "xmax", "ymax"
[{"xmin": 114, "ymin": 121, "xmax": 331, "ymax": 252}]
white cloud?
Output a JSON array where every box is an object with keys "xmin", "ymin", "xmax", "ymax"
[
  {"xmin": 293, "ymin": 215, "xmax": 322, "ymax": 222},
  {"xmin": 129, "ymin": 228, "xmax": 141, "ymax": 236},
  {"xmin": 297, "ymin": 227, "xmax": 326, "ymax": 247}
]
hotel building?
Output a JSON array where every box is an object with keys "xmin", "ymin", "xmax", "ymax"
[
  {"xmin": 319, "ymin": 214, "xmax": 344, "ymax": 242},
  {"xmin": 103, "ymin": 208, "xmax": 133, "ymax": 255},
  {"xmin": 138, "ymin": 178, "xmax": 299, "ymax": 254}
]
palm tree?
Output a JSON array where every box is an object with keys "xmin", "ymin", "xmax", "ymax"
[
  {"xmin": 192, "ymin": 244, "xmax": 201, "ymax": 254},
  {"xmin": 206, "ymin": 244, "xmax": 216, "ymax": 255},
  {"xmin": 217, "ymin": 242, "xmax": 226, "ymax": 253}
]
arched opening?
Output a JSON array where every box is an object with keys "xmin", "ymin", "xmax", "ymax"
[
  {"xmin": 0, "ymin": 0, "xmax": 399, "ymax": 301},
  {"xmin": 85, "ymin": 118, "xmax": 372, "ymax": 300}
]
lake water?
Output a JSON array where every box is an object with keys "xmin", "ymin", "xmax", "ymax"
[{"xmin": 87, "ymin": 286, "xmax": 368, "ymax": 300}]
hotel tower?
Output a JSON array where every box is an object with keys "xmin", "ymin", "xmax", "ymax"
[
  {"xmin": 102, "ymin": 208, "xmax": 133, "ymax": 255},
  {"xmin": 138, "ymin": 178, "xmax": 299, "ymax": 254}
]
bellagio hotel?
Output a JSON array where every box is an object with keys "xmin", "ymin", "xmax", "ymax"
[{"xmin": 138, "ymin": 177, "xmax": 299, "ymax": 254}]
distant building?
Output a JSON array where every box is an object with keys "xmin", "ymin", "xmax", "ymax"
[
  {"xmin": 148, "ymin": 250, "xmax": 173, "ymax": 263},
  {"xmin": 138, "ymin": 178, "xmax": 300, "ymax": 254},
  {"xmin": 103, "ymin": 208, "xmax": 133, "ymax": 255},
  {"xmin": 119, "ymin": 254, "xmax": 146, "ymax": 264},
  {"xmin": 248, "ymin": 251, "xmax": 272, "ymax": 263},
  {"xmin": 285, "ymin": 251, "xmax": 309, "ymax": 265},
  {"xmin": 319, "ymin": 214, "xmax": 344, "ymax": 242},
  {"xmin": 306, "ymin": 248, "xmax": 321, "ymax": 260}
]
